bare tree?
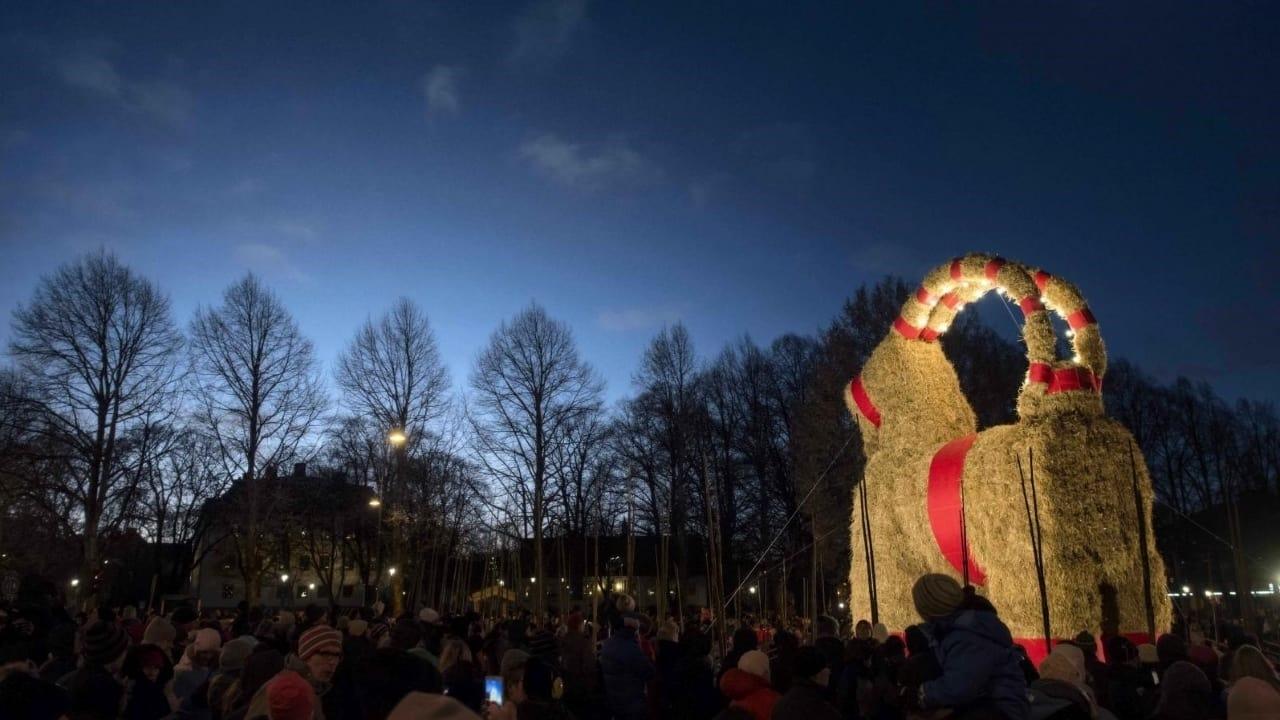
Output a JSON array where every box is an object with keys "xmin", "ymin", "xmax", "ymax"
[
  {"xmin": 8, "ymin": 251, "xmax": 183, "ymax": 604},
  {"xmin": 335, "ymin": 297, "xmax": 449, "ymax": 608},
  {"xmin": 189, "ymin": 274, "xmax": 326, "ymax": 604},
  {"xmin": 469, "ymin": 303, "xmax": 602, "ymax": 615}
]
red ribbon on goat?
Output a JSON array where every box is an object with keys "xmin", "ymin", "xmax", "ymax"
[
  {"xmin": 849, "ymin": 376, "xmax": 882, "ymax": 428},
  {"xmin": 927, "ymin": 434, "xmax": 987, "ymax": 586},
  {"xmin": 1028, "ymin": 363, "xmax": 1102, "ymax": 393}
]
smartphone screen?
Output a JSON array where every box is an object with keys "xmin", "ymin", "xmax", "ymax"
[{"xmin": 485, "ymin": 676, "xmax": 504, "ymax": 705}]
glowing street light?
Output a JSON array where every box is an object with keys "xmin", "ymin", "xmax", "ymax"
[
  {"xmin": 1181, "ymin": 585, "xmax": 1191, "ymax": 594},
  {"xmin": 838, "ymin": 602, "xmax": 846, "ymax": 609},
  {"xmin": 388, "ymin": 567, "xmax": 397, "ymax": 577},
  {"xmin": 498, "ymin": 579, "xmax": 505, "ymax": 586},
  {"xmin": 368, "ymin": 498, "xmax": 382, "ymax": 508},
  {"xmin": 280, "ymin": 573, "xmax": 290, "ymax": 583},
  {"xmin": 749, "ymin": 586, "xmax": 757, "ymax": 595},
  {"xmin": 70, "ymin": 578, "xmax": 80, "ymax": 587},
  {"xmin": 308, "ymin": 583, "xmax": 316, "ymax": 590},
  {"xmin": 614, "ymin": 581, "xmax": 624, "ymax": 591},
  {"xmin": 529, "ymin": 577, "xmax": 536, "ymax": 583},
  {"xmin": 388, "ymin": 429, "xmax": 408, "ymax": 447}
]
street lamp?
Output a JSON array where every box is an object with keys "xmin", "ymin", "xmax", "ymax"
[
  {"xmin": 749, "ymin": 586, "xmax": 757, "ymax": 595},
  {"xmin": 388, "ymin": 567, "xmax": 397, "ymax": 577},
  {"xmin": 280, "ymin": 573, "xmax": 289, "ymax": 583},
  {"xmin": 70, "ymin": 578, "xmax": 80, "ymax": 587},
  {"xmin": 388, "ymin": 429, "xmax": 407, "ymax": 447},
  {"xmin": 368, "ymin": 498, "xmax": 381, "ymax": 508}
]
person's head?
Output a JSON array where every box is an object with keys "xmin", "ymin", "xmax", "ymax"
[
  {"xmin": 1073, "ymin": 631, "xmax": 1097, "ymax": 659},
  {"xmin": 1105, "ymin": 635, "xmax": 1138, "ymax": 666},
  {"xmin": 904, "ymin": 625, "xmax": 929, "ymax": 656},
  {"xmin": 1155, "ymin": 661, "xmax": 1211, "ymax": 718},
  {"xmin": 731, "ymin": 625, "xmax": 757, "ymax": 653},
  {"xmin": 814, "ymin": 615, "xmax": 838, "ymax": 640},
  {"xmin": 881, "ymin": 635, "xmax": 906, "ymax": 660},
  {"xmin": 83, "ymin": 619, "xmax": 129, "ymax": 671},
  {"xmin": 439, "ymin": 637, "xmax": 472, "ymax": 674},
  {"xmin": 500, "ymin": 649, "xmax": 529, "ymax": 703},
  {"xmin": 347, "ymin": 619, "xmax": 368, "ymax": 638},
  {"xmin": 191, "ymin": 627, "xmax": 222, "ymax": 667},
  {"xmin": 657, "ymin": 619, "xmax": 680, "ymax": 643},
  {"xmin": 1157, "ymin": 633, "xmax": 1188, "ymax": 665},
  {"xmin": 1040, "ymin": 648, "xmax": 1085, "ymax": 685},
  {"xmin": 854, "ymin": 620, "xmax": 872, "ymax": 640},
  {"xmin": 171, "ymin": 606, "xmax": 197, "ymax": 633},
  {"xmin": 1138, "ymin": 643, "xmax": 1159, "ymax": 666},
  {"xmin": 390, "ymin": 618, "xmax": 423, "ymax": 651},
  {"xmin": 1228, "ymin": 676, "xmax": 1280, "ymax": 719},
  {"xmin": 297, "ymin": 625, "xmax": 343, "ymax": 683},
  {"xmin": 911, "ymin": 573, "xmax": 964, "ymax": 622},
  {"xmin": 738, "ymin": 650, "xmax": 771, "ymax": 684},
  {"xmin": 1230, "ymin": 645, "xmax": 1280, "ymax": 687},
  {"xmin": 142, "ymin": 615, "xmax": 176, "ymax": 653},
  {"xmin": 266, "ymin": 670, "xmax": 315, "ymax": 720},
  {"xmin": 219, "ymin": 637, "xmax": 254, "ymax": 676},
  {"xmin": 360, "ymin": 648, "xmax": 443, "ymax": 718},
  {"xmin": 521, "ymin": 658, "xmax": 557, "ymax": 702},
  {"xmin": 239, "ymin": 647, "xmax": 285, "ymax": 704},
  {"xmin": 793, "ymin": 646, "xmax": 830, "ymax": 687}
]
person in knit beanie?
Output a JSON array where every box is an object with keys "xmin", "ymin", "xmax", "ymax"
[
  {"xmin": 908, "ymin": 573, "xmax": 1027, "ymax": 720},
  {"xmin": 265, "ymin": 669, "xmax": 315, "ymax": 720},
  {"xmin": 121, "ymin": 642, "xmax": 173, "ymax": 720},
  {"xmin": 1228, "ymin": 676, "xmax": 1280, "ymax": 719},
  {"xmin": 290, "ymin": 624, "xmax": 343, "ymax": 695},
  {"xmin": 719, "ymin": 649, "xmax": 779, "ymax": 720},
  {"xmin": 208, "ymin": 636, "xmax": 255, "ymax": 714},
  {"xmin": 58, "ymin": 620, "xmax": 129, "ymax": 719}
]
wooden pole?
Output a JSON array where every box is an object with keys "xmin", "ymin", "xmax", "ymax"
[{"xmin": 1017, "ymin": 449, "xmax": 1052, "ymax": 649}]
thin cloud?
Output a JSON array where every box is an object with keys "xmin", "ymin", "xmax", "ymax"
[
  {"xmin": 422, "ymin": 65, "xmax": 462, "ymax": 115},
  {"xmin": 510, "ymin": 0, "xmax": 587, "ymax": 65},
  {"xmin": 519, "ymin": 133, "xmax": 661, "ymax": 190},
  {"xmin": 597, "ymin": 305, "xmax": 683, "ymax": 332},
  {"xmin": 54, "ymin": 49, "xmax": 192, "ymax": 127},
  {"xmin": 273, "ymin": 220, "xmax": 320, "ymax": 242},
  {"xmin": 232, "ymin": 243, "xmax": 312, "ymax": 284}
]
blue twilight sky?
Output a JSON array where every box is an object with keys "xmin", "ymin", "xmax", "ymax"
[{"xmin": 1, "ymin": 2, "xmax": 1277, "ymax": 405}]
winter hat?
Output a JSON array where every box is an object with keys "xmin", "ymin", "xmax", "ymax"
[
  {"xmin": 814, "ymin": 615, "xmax": 839, "ymax": 639},
  {"xmin": 1228, "ymin": 676, "xmax": 1280, "ymax": 719},
  {"xmin": 220, "ymin": 637, "xmax": 254, "ymax": 673},
  {"xmin": 657, "ymin": 619, "xmax": 680, "ymax": 643},
  {"xmin": 738, "ymin": 650, "xmax": 771, "ymax": 683},
  {"xmin": 418, "ymin": 607, "xmax": 441, "ymax": 624},
  {"xmin": 83, "ymin": 620, "xmax": 129, "ymax": 667},
  {"xmin": 911, "ymin": 573, "xmax": 964, "ymax": 621},
  {"xmin": 1052, "ymin": 643, "xmax": 1086, "ymax": 680},
  {"xmin": 388, "ymin": 691, "xmax": 482, "ymax": 720},
  {"xmin": 793, "ymin": 646, "xmax": 827, "ymax": 680},
  {"xmin": 500, "ymin": 648, "xmax": 530, "ymax": 675},
  {"xmin": 614, "ymin": 594, "xmax": 636, "ymax": 613},
  {"xmin": 1138, "ymin": 643, "xmax": 1159, "ymax": 664},
  {"xmin": 872, "ymin": 623, "xmax": 890, "ymax": 643},
  {"xmin": 266, "ymin": 670, "xmax": 315, "ymax": 720},
  {"xmin": 143, "ymin": 616, "xmax": 177, "ymax": 649},
  {"xmin": 1040, "ymin": 650, "xmax": 1084, "ymax": 684},
  {"xmin": 297, "ymin": 625, "xmax": 342, "ymax": 662},
  {"xmin": 192, "ymin": 627, "xmax": 222, "ymax": 653},
  {"xmin": 348, "ymin": 619, "xmax": 368, "ymax": 637}
]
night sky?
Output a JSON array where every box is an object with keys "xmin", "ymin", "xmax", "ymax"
[{"xmin": 2, "ymin": 2, "xmax": 1277, "ymax": 404}]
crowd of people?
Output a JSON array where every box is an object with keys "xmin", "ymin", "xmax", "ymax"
[{"xmin": 3, "ymin": 573, "xmax": 1280, "ymax": 719}]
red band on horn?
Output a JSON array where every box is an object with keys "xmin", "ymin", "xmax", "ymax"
[
  {"xmin": 941, "ymin": 293, "xmax": 960, "ymax": 309},
  {"xmin": 927, "ymin": 434, "xmax": 987, "ymax": 586},
  {"xmin": 849, "ymin": 376, "xmax": 882, "ymax": 428},
  {"xmin": 1018, "ymin": 297, "xmax": 1044, "ymax": 317},
  {"xmin": 1028, "ymin": 363, "xmax": 1101, "ymax": 394},
  {"xmin": 1033, "ymin": 271, "xmax": 1052, "ymax": 292},
  {"xmin": 893, "ymin": 316, "xmax": 922, "ymax": 340},
  {"xmin": 915, "ymin": 286, "xmax": 935, "ymax": 305},
  {"xmin": 950, "ymin": 259, "xmax": 963, "ymax": 281},
  {"xmin": 1067, "ymin": 307, "xmax": 1097, "ymax": 329},
  {"xmin": 984, "ymin": 258, "xmax": 1006, "ymax": 281},
  {"xmin": 920, "ymin": 327, "xmax": 939, "ymax": 342}
]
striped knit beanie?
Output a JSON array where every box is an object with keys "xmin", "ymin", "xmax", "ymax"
[
  {"xmin": 84, "ymin": 620, "xmax": 130, "ymax": 666},
  {"xmin": 297, "ymin": 625, "xmax": 342, "ymax": 662},
  {"xmin": 911, "ymin": 573, "xmax": 964, "ymax": 621}
]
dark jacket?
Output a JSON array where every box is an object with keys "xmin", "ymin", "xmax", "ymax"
[
  {"xmin": 771, "ymin": 678, "xmax": 841, "ymax": 720},
  {"xmin": 59, "ymin": 665, "xmax": 126, "ymax": 720},
  {"xmin": 1026, "ymin": 679, "xmax": 1091, "ymax": 720},
  {"xmin": 921, "ymin": 610, "xmax": 1029, "ymax": 720},
  {"xmin": 599, "ymin": 627, "xmax": 654, "ymax": 720}
]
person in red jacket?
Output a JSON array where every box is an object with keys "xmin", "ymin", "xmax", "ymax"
[{"xmin": 719, "ymin": 649, "xmax": 779, "ymax": 720}]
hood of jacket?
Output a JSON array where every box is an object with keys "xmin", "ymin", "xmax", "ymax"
[{"xmin": 931, "ymin": 608, "xmax": 1014, "ymax": 649}]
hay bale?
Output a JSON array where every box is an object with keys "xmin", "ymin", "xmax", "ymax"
[{"xmin": 845, "ymin": 253, "xmax": 1168, "ymax": 647}]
